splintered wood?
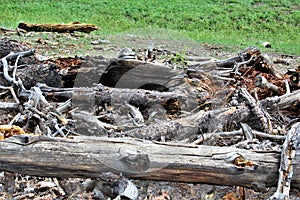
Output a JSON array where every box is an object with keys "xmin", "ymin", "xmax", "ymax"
[
  {"xmin": 269, "ymin": 123, "xmax": 300, "ymax": 200},
  {"xmin": 0, "ymin": 37, "xmax": 300, "ymax": 198}
]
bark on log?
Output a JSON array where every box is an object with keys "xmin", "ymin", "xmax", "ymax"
[
  {"xmin": 0, "ymin": 135, "xmax": 295, "ymax": 191},
  {"xmin": 17, "ymin": 22, "xmax": 99, "ymax": 33}
]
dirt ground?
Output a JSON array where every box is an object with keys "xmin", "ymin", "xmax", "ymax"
[
  {"xmin": 1, "ymin": 28, "xmax": 299, "ymax": 66},
  {"xmin": 0, "ymin": 29, "xmax": 300, "ymax": 200}
]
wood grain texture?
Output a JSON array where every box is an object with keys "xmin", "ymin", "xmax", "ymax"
[{"xmin": 0, "ymin": 135, "xmax": 291, "ymax": 191}]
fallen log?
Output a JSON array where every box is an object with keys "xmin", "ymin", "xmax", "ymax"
[
  {"xmin": 17, "ymin": 22, "xmax": 99, "ymax": 33},
  {"xmin": 0, "ymin": 134, "xmax": 299, "ymax": 192},
  {"xmin": 41, "ymin": 84, "xmax": 200, "ymax": 115}
]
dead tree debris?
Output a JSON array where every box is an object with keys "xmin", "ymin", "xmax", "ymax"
[{"xmin": 0, "ymin": 37, "xmax": 300, "ymax": 199}]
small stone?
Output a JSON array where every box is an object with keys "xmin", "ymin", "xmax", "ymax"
[
  {"xmin": 262, "ymin": 42, "xmax": 271, "ymax": 48},
  {"xmin": 117, "ymin": 47, "xmax": 137, "ymax": 60},
  {"xmin": 35, "ymin": 54, "xmax": 49, "ymax": 62},
  {"xmin": 230, "ymin": 99, "xmax": 239, "ymax": 106},
  {"xmin": 272, "ymin": 129, "xmax": 278, "ymax": 135},
  {"xmin": 91, "ymin": 39, "xmax": 110, "ymax": 45}
]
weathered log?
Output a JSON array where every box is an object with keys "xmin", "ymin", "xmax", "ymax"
[
  {"xmin": 0, "ymin": 135, "xmax": 298, "ymax": 191},
  {"xmin": 17, "ymin": 22, "xmax": 99, "ymax": 33},
  {"xmin": 42, "ymin": 84, "xmax": 200, "ymax": 115},
  {"xmin": 266, "ymin": 89, "xmax": 300, "ymax": 110}
]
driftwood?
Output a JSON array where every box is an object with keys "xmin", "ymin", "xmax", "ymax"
[
  {"xmin": 0, "ymin": 134, "xmax": 294, "ymax": 192},
  {"xmin": 17, "ymin": 22, "xmax": 99, "ymax": 33}
]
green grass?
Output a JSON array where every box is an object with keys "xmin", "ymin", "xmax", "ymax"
[{"xmin": 0, "ymin": 0, "xmax": 299, "ymax": 54}]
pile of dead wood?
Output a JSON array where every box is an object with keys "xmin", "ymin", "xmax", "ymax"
[{"xmin": 0, "ymin": 37, "xmax": 300, "ymax": 199}]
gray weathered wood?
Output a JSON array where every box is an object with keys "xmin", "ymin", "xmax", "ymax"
[{"xmin": 0, "ymin": 135, "xmax": 294, "ymax": 191}]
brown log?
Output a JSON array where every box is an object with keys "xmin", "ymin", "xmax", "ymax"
[
  {"xmin": 0, "ymin": 135, "xmax": 297, "ymax": 191},
  {"xmin": 17, "ymin": 22, "xmax": 99, "ymax": 33}
]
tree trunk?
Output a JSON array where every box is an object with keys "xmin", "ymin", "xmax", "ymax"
[{"xmin": 1, "ymin": 135, "xmax": 297, "ymax": 192}]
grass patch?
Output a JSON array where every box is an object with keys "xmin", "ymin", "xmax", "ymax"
[{"xmin": 0, "ymin": 0, "xmax": 299, "ymax": 54}]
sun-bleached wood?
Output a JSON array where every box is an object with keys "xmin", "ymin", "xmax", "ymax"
[{"xmin": 1, "ymin": 135, "xmax": 298, "ymax": 191}]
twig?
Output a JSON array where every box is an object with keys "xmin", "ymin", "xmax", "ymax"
[
  {"xmin": 64, "ymin": 128, "xmax": 80, "ymax": 137},
  {"xmin": 0, "ymin": 102, "xmax": 19, "ymax": 109},
  {"xmin": 1, "ymin": 52, "xmax": 18, "ymax": 84},
  {"xmin": 33, "ymin": 86, "xmax": 50, "ymax": 107},
  {"xmin": 125, "ymin": 102, "xmax": 145, "ymax": 127},
  {"xmin": 34, "ymin": 86, "xmax": 68, "ymax": 124},
  {"xmin": 2, "ymin": 49, "xmax": 35, "ymax": 60},
  {"xmin": 12, "ymin": 54, "xmax": 21, "ymax": 81},
  {"xmin": 192, "ymin": 128, "xmax": 285, "ymax": 144},
  {"xmin": 1, "ymin": 50, "xmax": 35, "ymax": 85},
  {"xmin": 26, "ymin": 106, "xmax": 49, "ymax": 119},
  {"xmin": 213, "ymin": 75, "xmax": 236, "ymax": 82},
  {"xmin": 232, "ymin": 55, "xmax": 255, "ymax": 75},
  {"xmin": 57, "ymin": 99, "xmax": 72, "ymax": 113},
  {"xmin": 9, "ymin": 113, "xmax": 22, "ymax": 126},
  {"xmin": 52, "ymin": 178, "xmax": 66, "ymax": 196},
  {"xmin": 240, "ymin": 122, "xmax": 253, "ymax": 140},
  {"xmin": 0, "ymin": 86, "xmax": 20, "ymax": 108},
  {"xmin": 53, "ymin": 124, "xmax": 66, "ymax": 137},
  {"xmin": 71, "ymin": 111, "xmax": 119, "ymax": 131},
  {"xmin": 284, "ymin": 79, "xmax": 290, "ymax": 94}
]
